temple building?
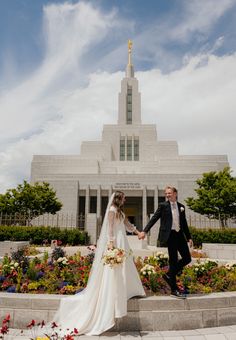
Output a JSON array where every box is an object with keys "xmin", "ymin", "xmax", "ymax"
[{"xmin": 31, "ymin": 41, "xmax": 229, "ymax": 241}]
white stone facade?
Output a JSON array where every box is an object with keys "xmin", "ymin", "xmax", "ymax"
[{"xmin": 31, "ymin": 54, "xmax": 229, "ymax": 235}]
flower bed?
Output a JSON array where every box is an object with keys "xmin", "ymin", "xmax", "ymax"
[{"xmin": 0, "ymin": 247, "xmax": 236, "ymax": 295}]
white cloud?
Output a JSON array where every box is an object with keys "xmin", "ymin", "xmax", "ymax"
[
  {"xmin": 170, "ymin": 0, "xmax": 235, "ymax": 42},
  {"xmin": 0, "ymin": 1, "xmax": 236, "ymax": 193},
  {"xmin": 129, "ymin": 0, "xmax": 236, "ymax": 71},
  {"xmin": 139, "ymin": 52, "xmax": 236, "ymax": 172}
]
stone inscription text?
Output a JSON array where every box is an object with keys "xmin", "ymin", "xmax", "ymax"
[{"xmin": 114, "ymin": 182, "xmax": 141, "ymax": 189}]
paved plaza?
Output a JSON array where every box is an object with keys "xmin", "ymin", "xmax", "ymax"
[{"xmin": 4, "ymin": 325, "xmax": 236, "ymax": 339}]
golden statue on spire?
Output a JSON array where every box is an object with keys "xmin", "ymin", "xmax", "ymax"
[{"xmin": 128, "ymin": 39, "xmax": 133, "ymax": 65}]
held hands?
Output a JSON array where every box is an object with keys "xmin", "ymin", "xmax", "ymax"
[{"xmin": 138, "ymin": 231, "xmax": 146, "ymax": 240}]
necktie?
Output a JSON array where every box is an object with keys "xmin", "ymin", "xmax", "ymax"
[{"xmin": 172, "ymin": 203, "xmax": 180, "ymax": 232}]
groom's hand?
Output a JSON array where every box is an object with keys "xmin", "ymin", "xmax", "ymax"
[
  {"xmin": 138, "ymin": 231, "xmax": 146, "ymax": 240},
  {"xmin": 188, "ymin": 239, "xmax": 193, "ymax": 248}
]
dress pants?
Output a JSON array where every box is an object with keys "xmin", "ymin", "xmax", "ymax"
[{"xmin": 166, "ymin": 230, "xmax": 191, "ymax": 291}]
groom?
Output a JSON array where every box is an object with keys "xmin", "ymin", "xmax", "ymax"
[{"xmin": 139, "ymin": 186, "xmax": 193, "ymax": 298}]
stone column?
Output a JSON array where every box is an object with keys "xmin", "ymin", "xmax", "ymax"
[
  {"xmin": 125, "ymin": 135, "xmax": 127, "ymax": 161},
  {"xmin": 142, "ymin": 186, "xmax": 147, "ymax": 227},
  {"xmin": 108, "ymin": 185, "xmax": 112, "ymax": 199},
  {"xmin": 96, "ymin": 185, "xmax": 101, "ymax": 218},
  {"xmin": 154, "ymin": 186, "xmax": 159, "ymax": 210},
  {"xmin": 76, "ymin": 182, "xmax": 80, "ymax": 228},
  {"xmin": 85, "ymin": 186, "xmax": 90, "ymax": 229},
  {"xmin": 149, "ymin": 186, "xmax": 159, "ymax": 246}
]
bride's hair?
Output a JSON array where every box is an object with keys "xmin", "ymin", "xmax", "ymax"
[{"xmin": 112, "ymin": 191, "xmax": 125, "ymax": 220}]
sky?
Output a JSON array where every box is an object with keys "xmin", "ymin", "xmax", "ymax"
[{"xmin": 0, "ymin": 0, "xmax": 236, "ymax": 193}]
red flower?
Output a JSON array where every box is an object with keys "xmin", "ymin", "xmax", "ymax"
[
  {"xmin": 0, "ymin": 324, "xmax": 8, "ymax": 334},
  {"xmin": 65, "ymin": 335, "xmax": 74, "ymax": 340},
  {"xmin": 73, "ymin": 328, "xmax": 79, "ymax": 334},
  {"xmin": 51, "ymin": 321, "xmax": 58, "ymax": 329},
  {"xmin": 27, "ymin": 319, "xmax": 36, "ymax": 328},
  {"xmin": 3, "ymin": 314, "xmax": 10, "ymax": 323}
]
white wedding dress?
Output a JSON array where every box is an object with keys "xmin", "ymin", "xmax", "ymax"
[{"xmin": 52, "ymin": 195, "xmax": 145, "ymax": 336}]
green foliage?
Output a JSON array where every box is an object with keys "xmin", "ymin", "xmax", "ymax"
[
  {"xmin": 186, "ymin": 167, "xmax": 236, "ymax": 227},
  {"xmin": 0, "ymin": 180, "xmax": 62, "ymax": 222},
  {"xmin": 0, "ymin": 225, "xmax": 89, "ymax": 245},
  {"xmin": 189, "ymin": 227, "xmax": 236, "ymax": 247}
]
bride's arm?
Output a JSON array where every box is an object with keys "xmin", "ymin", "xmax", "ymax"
[
  {"xmin": 107, "ymin": 211, "xmax": 115, "ymax": 249},
  {"xmin": 124, "ymin": 217, "xmax": 141, "ymax": 237}
]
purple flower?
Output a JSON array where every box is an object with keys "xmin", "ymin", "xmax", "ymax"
[
  {"xmin": 36, "ymin": 271, "xmax": 44, "ymax": 280},
  {"xmin": 6, "ymin": 286, "xmax": 16, "ymax": 293},
  {"xmin": 0, "ymin": 275, "xmax": 6, "ymax": 282},
  {"xmin": 59, "ymin": 281, "xmax": 69, "ymax": 289}
]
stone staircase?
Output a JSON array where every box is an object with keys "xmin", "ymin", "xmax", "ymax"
[{"xmin": 1, "ymin": 291, "xmax": 236, "ymax": 331}]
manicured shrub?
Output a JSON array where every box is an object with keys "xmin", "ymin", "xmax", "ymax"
[
  {"xmin": 190, "ymin": 227, "xmax": 236, "ymax": 247},
  {"xmin": 0, "ymin": 225, "xmax": 89, "ymax": 245}
]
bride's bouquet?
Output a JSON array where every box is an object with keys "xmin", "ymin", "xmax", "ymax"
[{"xmin": 102, "ymin": 247, "xmax": 126, "ymax": 268}]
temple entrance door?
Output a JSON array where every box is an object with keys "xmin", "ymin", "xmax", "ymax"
[{"xmin": 123, "ymin": 196, "xmax": 142, "ymax": 231}]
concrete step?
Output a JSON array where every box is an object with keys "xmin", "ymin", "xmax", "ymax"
[{"xmin": 1, "ymin": 291, "xmax": 236, "ymax": 331}]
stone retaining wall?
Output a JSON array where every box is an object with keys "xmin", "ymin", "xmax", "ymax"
[
  {"xmin": 1, "ymin": 292, "xmax": 236, "ymax": 331},
  {"xmin": 202, "ymin": 243, "xmax": 236, "ymax": 260},
  {"xmin": 0, "ymin": 241, "xmax": 29, "ymax": 257}
]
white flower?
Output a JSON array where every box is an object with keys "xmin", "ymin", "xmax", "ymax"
[
  {"xmin": 141, "ymin": 264, "xmax": 156, "ymax": 276},
  {"xmin": 180, "ymin": 207, "xmax": 184, "ymax": 212}
]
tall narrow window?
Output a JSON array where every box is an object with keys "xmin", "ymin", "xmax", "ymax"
[
  {"xmin": 134, "ymin": 137, "xmax": 139, "ymax": 161},
  {"xmin": 126, "ymin": 86, "xmax": 132, "ymax": 124},
  {"xmin": 120, "ymin": 137, "xmax": 125, "ymax": 161},
  {"xmin": 127, "ymin": 137, "xmax": 132, "ymax": 160}
]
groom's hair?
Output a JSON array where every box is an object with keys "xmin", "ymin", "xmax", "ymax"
[{"xmin": 165, "ymin": 186, "xmax": 177, "ymax": 193}]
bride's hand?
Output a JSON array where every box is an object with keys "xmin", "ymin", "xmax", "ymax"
[{"xmin": 107, "ymin": 241, "xmax": 114, "ymax": 250}]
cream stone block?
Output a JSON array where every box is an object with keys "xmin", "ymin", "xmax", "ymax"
[
  {"xmin": 202, "ymin": 309, "xmax": 218, "ymax": 328},
  {"xmin": 116, "ymin": 312, "xmax": 140, "ymax": 331},
  {"xmin": 138, "ymin": 311, "xmax": 154, "ymax": 331},
  {"xmin": 167, "ymin": 310, "xmax": 203, "ymax": 330},
  {"xmin": 31, "ymin": 296, "xmax": 60, "ymax": 310},
  {"xmin": 0, "ymin": 295, "xmax": 32, "ymax": 309},
  {"xmin": 13, "ymin": 309, "xmax": 49, "ymax": 329},
  {"xmin": 138, "ymin": 296, "xmax": 185, "ymax": 311},
  {"xmin": 217, "ymin": 307, "xmax": 236, "ymax": 326},
  {"xmin": 186, "ymin": 296, "xmax": 230, "ymax": 310}
]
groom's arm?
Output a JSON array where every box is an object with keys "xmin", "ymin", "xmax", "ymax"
[
  {"xmin": 139, "ymin": 204, "xmax": 162, "ymax": 239},
  {"xmin": 143, "ymin": 204, "xmax": 162, "ymax": 234}
]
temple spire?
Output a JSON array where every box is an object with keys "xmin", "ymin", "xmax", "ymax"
[
  {"xmin": 126, "ymin": 39, "xmax": 134, "ymax": 78},
  {"xmin": 128, "ymin": 39, "xmax": 132, "ymax": 65}
]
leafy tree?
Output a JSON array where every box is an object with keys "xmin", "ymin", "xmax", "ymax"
[
  {"xmin": 185, "ymin": 167, "xmax": 236, "ymax": 228},
  {"xmin": 0, "ymin": 181, "xmax": 62, "ymax": 223}
]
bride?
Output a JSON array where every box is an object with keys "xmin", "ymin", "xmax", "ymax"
[{"xmin": 53, "ymin": 191, "xmax": 145, "ymax": 336}]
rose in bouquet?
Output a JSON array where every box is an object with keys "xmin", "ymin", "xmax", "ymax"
[{"xmin": 102, "ymin": 248, "xmax": 126, "ymax": 268}]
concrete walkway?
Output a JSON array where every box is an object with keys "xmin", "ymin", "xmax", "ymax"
[{"xmin": 4, "ymin": 325, "xmax": 236, "ymax": 339}]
